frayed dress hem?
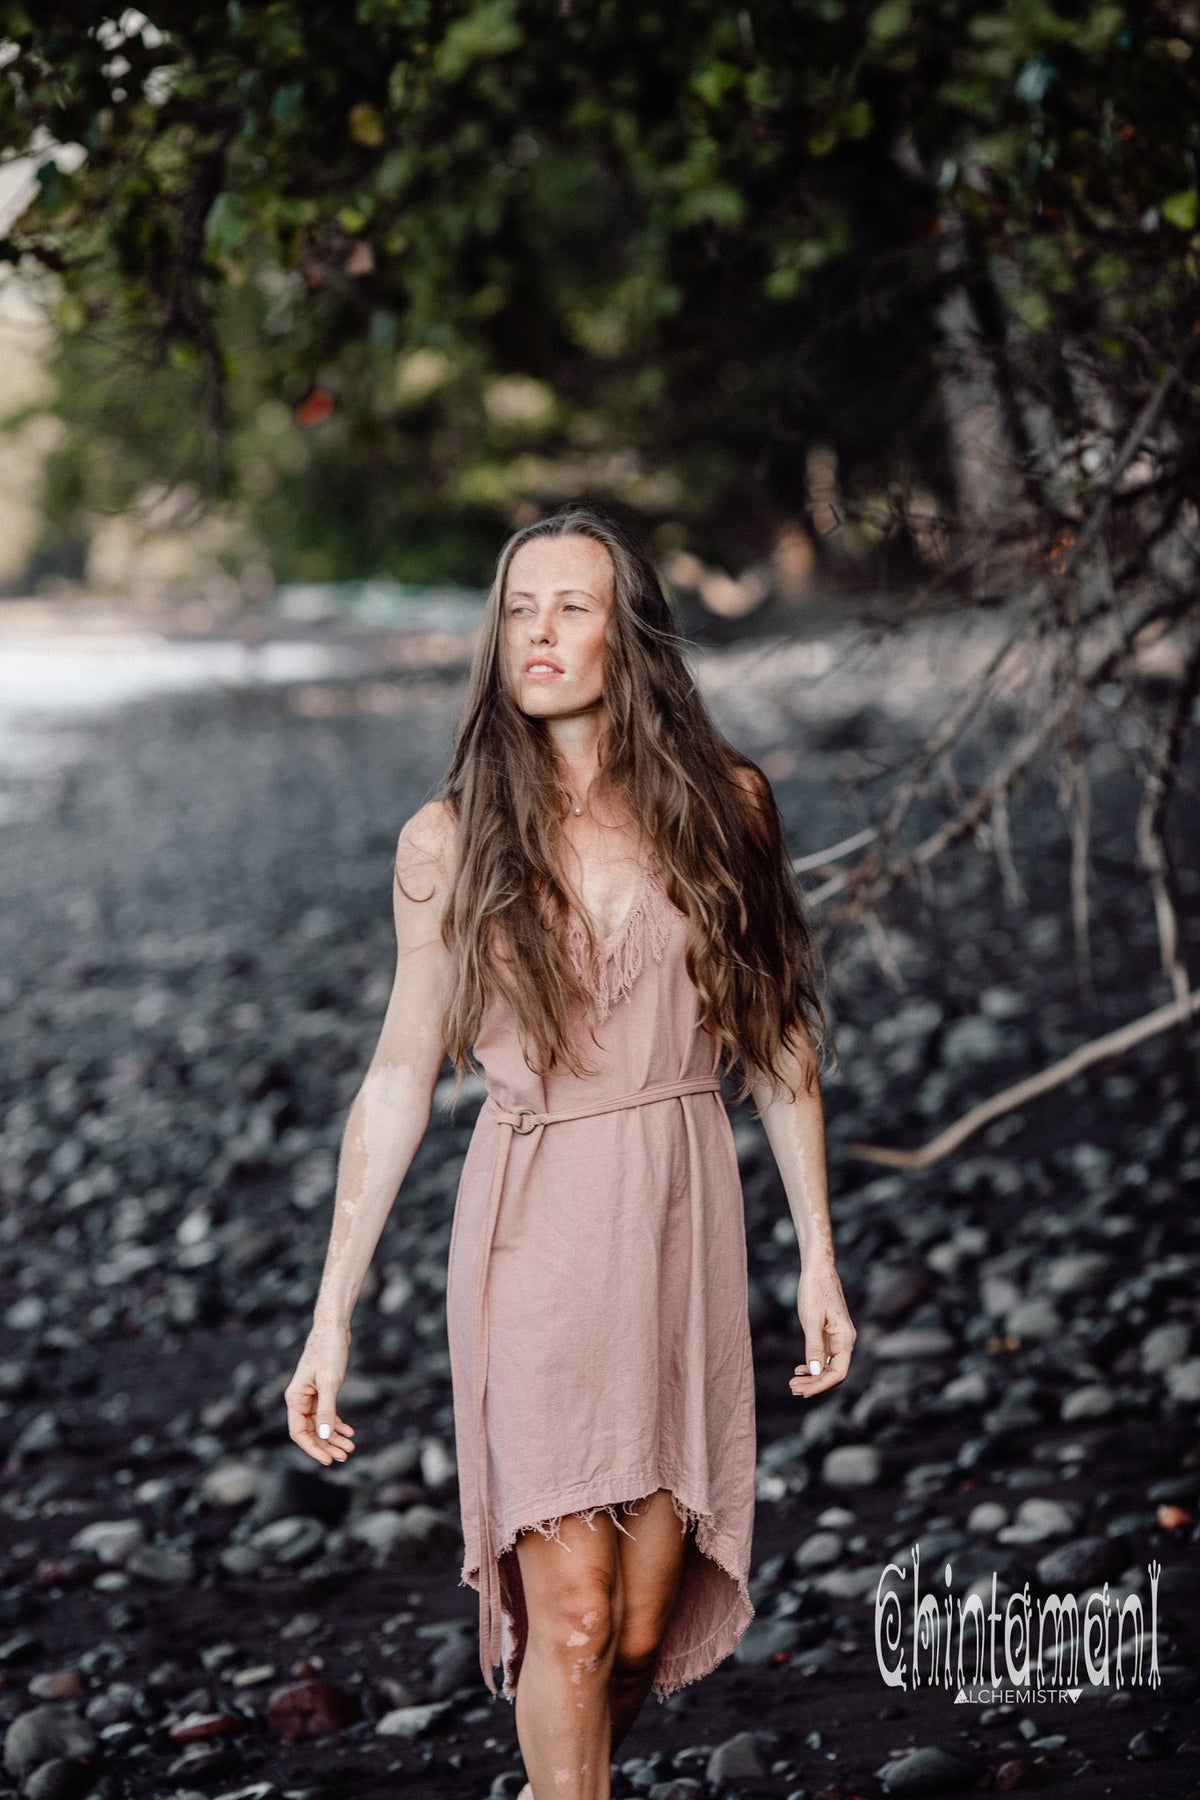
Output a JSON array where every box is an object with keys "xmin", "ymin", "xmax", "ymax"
[{"xmin": 458, "ymin": 1478, "xmax": 755, "ymax": 1704}]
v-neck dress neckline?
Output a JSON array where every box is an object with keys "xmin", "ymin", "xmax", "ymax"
[
  {"xmin": 570, "ymin": 839, "xmax": 651, "ymax": 949},
  {"xmin": 563, "ymin": 842, "xmax": 671, "ymax": 1025}
]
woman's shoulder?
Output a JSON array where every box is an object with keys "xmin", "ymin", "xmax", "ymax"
[
  {"xmin": 726, "ymin": 759, "xmax": 775, "ymax": 848},
  {"xmin": 395, "ymin": 798, "xmax": 461, "ymax": 886},
  {"xmin": 728, "ymin": 761, "xmax": 770, "ymax": 808},
  {"xmin": 399, "ymin": 796, "xmax": 459, "ymax": 851}
]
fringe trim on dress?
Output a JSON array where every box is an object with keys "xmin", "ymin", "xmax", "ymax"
[{"xmin": 564, "ymin": 851, "xmax": 674, "ymax": 1024}]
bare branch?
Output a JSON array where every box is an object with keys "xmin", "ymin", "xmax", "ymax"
[
  {"xmin": 1135, "ymin": 627, "xmax": 1200, "ymax": 1009},
  {"xmin": 989, "ymin": 782, "xmax": 1025, "ymax": 906},
  {"xmin": 1057, "ymin": 323, "xmax": 1200, "ymax": 584},
  {"xmin": 812, "ymin": 590, "xmax": 1196, "ymax": 916},
  {"xmin": 846, "ymin": 989, "xmax": 1200, "ymax": 1170},
  {"xmin": 1063, "ymin": 731, "xmax": 1095, "ymax": 998},
  {"xmin": 792, "ymin": 825, "xmax": 878, "ymax": 875}
]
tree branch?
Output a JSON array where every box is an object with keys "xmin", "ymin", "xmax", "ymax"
[{"xmin": 845, "ymin": 989, "xmax": 1200, "ymax": 1170}]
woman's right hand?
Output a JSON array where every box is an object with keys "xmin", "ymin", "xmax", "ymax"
[{"xmin": 284, "ymin": 1323, "xmax": 356, "ymax": 1466}]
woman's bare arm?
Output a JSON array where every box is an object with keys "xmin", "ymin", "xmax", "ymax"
[
  {"xmin": 727, "ymin": 759, "xmax": 856, "ymax": 1402},
  {"xmin": 751, "ymin": 1032, "xmax": 856, "ymax": 1401},
  {"xmin": 284, "ymin": 798, "xmax": 459, "ymax": 1464}
]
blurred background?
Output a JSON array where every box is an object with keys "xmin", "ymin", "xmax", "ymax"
[{"xmin": 1, "ymin": 7, "xmax": 1199, "ymax": 1800}]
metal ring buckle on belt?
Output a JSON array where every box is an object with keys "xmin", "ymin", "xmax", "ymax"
[{"xmin": 511, "ymin": 1107, "xmax": 542, "ymax": 1134}]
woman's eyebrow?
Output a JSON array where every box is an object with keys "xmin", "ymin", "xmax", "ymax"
[{"xmin": 506, "ymin": 587, "xmax": 596, "ymax": 598}]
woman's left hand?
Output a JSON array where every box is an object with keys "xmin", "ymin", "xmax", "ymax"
[{"xmin": 790, "ymin": 1260, "xmax": 856, "ymax": 1399}]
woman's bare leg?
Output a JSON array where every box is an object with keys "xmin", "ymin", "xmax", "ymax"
[
  {"xmin": 607, "ymin": 1489, "xmax": 689, "ymax": 1752},
  {"xmin": 512, "ymin": 1491, "xmax": 689, "ymax": 1797},
  {"xmin": 513, "ymin": 1510, "xmax": 624, "ymax": 1800}
]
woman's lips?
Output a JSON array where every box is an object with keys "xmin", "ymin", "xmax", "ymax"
[{"xmin": 522, "ymin": 664, "xmax": 564, "ymax": 679}]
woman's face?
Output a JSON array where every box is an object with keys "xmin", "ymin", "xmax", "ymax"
[{"xmin": 501, "ymin": 533, "xmax": 615, "ymax": 719}]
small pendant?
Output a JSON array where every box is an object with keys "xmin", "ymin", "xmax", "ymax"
[{"xmin": 573, "ymin": 804, "xmax": 583, "ymax": 816}]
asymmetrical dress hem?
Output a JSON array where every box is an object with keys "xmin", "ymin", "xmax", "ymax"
[{"xmin": 456, "ymin": 1474, "xmax": 756, "ymax": 1703}]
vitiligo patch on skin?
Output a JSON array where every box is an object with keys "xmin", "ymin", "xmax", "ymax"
[{"xmin": 324, "ymin": 1058, "xmax": 433, "ymax": 1271}]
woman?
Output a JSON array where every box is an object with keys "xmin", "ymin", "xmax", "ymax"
[{"xmin": 284, "ymin": 505, "xmax": 856, "ymax": 1800}]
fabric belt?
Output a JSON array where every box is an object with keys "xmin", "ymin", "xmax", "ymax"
[{"xmin": 470, "ymin": 1071, "xmax": 724, "ymax": 1694}]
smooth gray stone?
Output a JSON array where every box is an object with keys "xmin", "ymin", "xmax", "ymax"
[
  {"xmin": 374, "ymin": 1503, "xmax": 461, "ymax": 1563},
  {"xmin": 793, "ymin": 1530, "xmax": 842, "ymax": 1570},
  {"xmin": 873, "ymin": 1327, "xmax": 955, "ymax": 1360},
  {"xmin": 346, "ymin": 1509, "xmax": 410, "ymax": 1553},
  {"xmin": 201, "ymin": 1461, "xmax": 264, "ymax": 1507},
  {"xmin": 1005, "ymin": 1298, "xmax": 1062, "ymax": 1340},
  {"xmin": 732, "ymin": 1617, "xmax": 802, "ymax": 1664},
  {"xmin": 24, "ymin": 1759, "xmax": 94, "ymax": 1800},
  {"xmin": 705, "ymin": 1731, "xmax": 767, "ymax": 1781},
  {"xmin": 67, "ymin": 1520, "xmax": 146, "ymax": 1566},
  {"xmin": 427, "ymin": 1633, "xmax": 479, "ymax": 1699},
  {"xmin": 995, "ymin": 1497, "xmax": 1077, "ymax": 1543},
  {"xmin": 935, "ymin": 1369, "xmax": 988, "ymax": 1408},
  {"xmin": 357, "ymin": 1438, "xmax": 424, "ymax": 1483},
  {"xmin": 1059, "ymin": 1384, "xmax": 1116, "ymax": 1420},
  {"xmin": 1141, "ymin": 1322, "xmax": 1191, "ymax": 1374},
  {"xmin": 219, "ymin": 1544, "xmax": 265, "ymax": 1576},
  {"xmin": 821, "ymin": 1445, "xmax": 882, "ymax": 1487},
  {"xmin": 374, "ymin": 1700, "xmax": 453, "ymax": 1737},
  {"xmin": 866, "ymin": 1265, "xmax": 929, "ymax": 1323},
  {"xmin": 248, "ymin": 1464, "xmax": 351, "ymax": 1527},
  {"xmin": 124, "ymin": 1543, "xmax": 195, "ymax": 1584},
  {"xmin": 965, "ymin": 1500, "xmax": 1008, "ymax": 1533},
  {"xmin": 249, "ymin": 1516, "xmax": 326, "ymax": 1565},
  {"xmin": 1040, "ymin": 1252, "xmax": 1111, "ymax": 1295},
  {"xmin": 1035, "ymin": 1536, "xmax": 1128, "ymax": 1589},
  {"xmin": 876, "ymin": 1745, "xmax": 986, "ymax": 1794},
  {"xmin": 1165, "ymin": 1358, "xmax": 1200, "ymax": 1402},
  {"xmin": 3, "ymin": 1707, "xmax": 98, "ymax": 1781}
]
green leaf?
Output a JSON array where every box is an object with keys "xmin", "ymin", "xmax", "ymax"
[
  {"xmin": 204, "ymin": 192, "xmax": 250, "ymax": 256},
  {"xmin": 841, "ymin": 98, "xmax": 873, "ymax": 140},
  {"xmin": 1075, "ymin": 5, "xmax": 1125, "ymax": 54},
  {"xmin": 691, "ymin": 60, "xmax": 741, "ymax": 109},
  {"xmin": 36, "ymin": 163, "xmax": 75, "ymax": 217},
  {"xmin": 434, "ymin": 0, "xmax": 522, "ymax": 82},
  {"xmin": 54, "ymin": 293, "xmax": 87, "ymax": 334},
  {"xmin": 868, "ymin": 2, "xmax": 910, "ymax": 45},
  {"xmin": 348, "ymin": 102, "xmax": 385, "ymax": 146},
  {"xmin": 272, "ymin": 83, "xmax": 304, "ymax": 124},
  {"xmin": 1161, "ymin": 190, "xmax": 1198, "ymax": 231},
  {"xmin": 765, "ymin": 267, "xmax": 800, "ymax": 300},
  {"xmin": 676, "ymin": 183, "xmax": 745, "ymax": 228}
]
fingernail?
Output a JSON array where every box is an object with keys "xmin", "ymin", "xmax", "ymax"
[
  {"xmin": 317, "ymin": 1423, "xmax": 332, "ymax": 1440},
  {"xmin": 809, "ymin": 1359, "xmax": 821, "ymax": 1376}
]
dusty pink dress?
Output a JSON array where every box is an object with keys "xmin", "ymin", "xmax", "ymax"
[{"xmin": 445, "ymin": 840, "xmax": 756, "ymax": 1702}]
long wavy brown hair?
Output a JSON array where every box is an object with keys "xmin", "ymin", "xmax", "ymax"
[{"xmin": 411, "ymin": 504, "xmax": 835, "ymax": 1112}]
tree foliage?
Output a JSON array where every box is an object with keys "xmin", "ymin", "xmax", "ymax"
[{"xmin": 1, "ymin": 0, "xmax": 1197, "ymax": 582}]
